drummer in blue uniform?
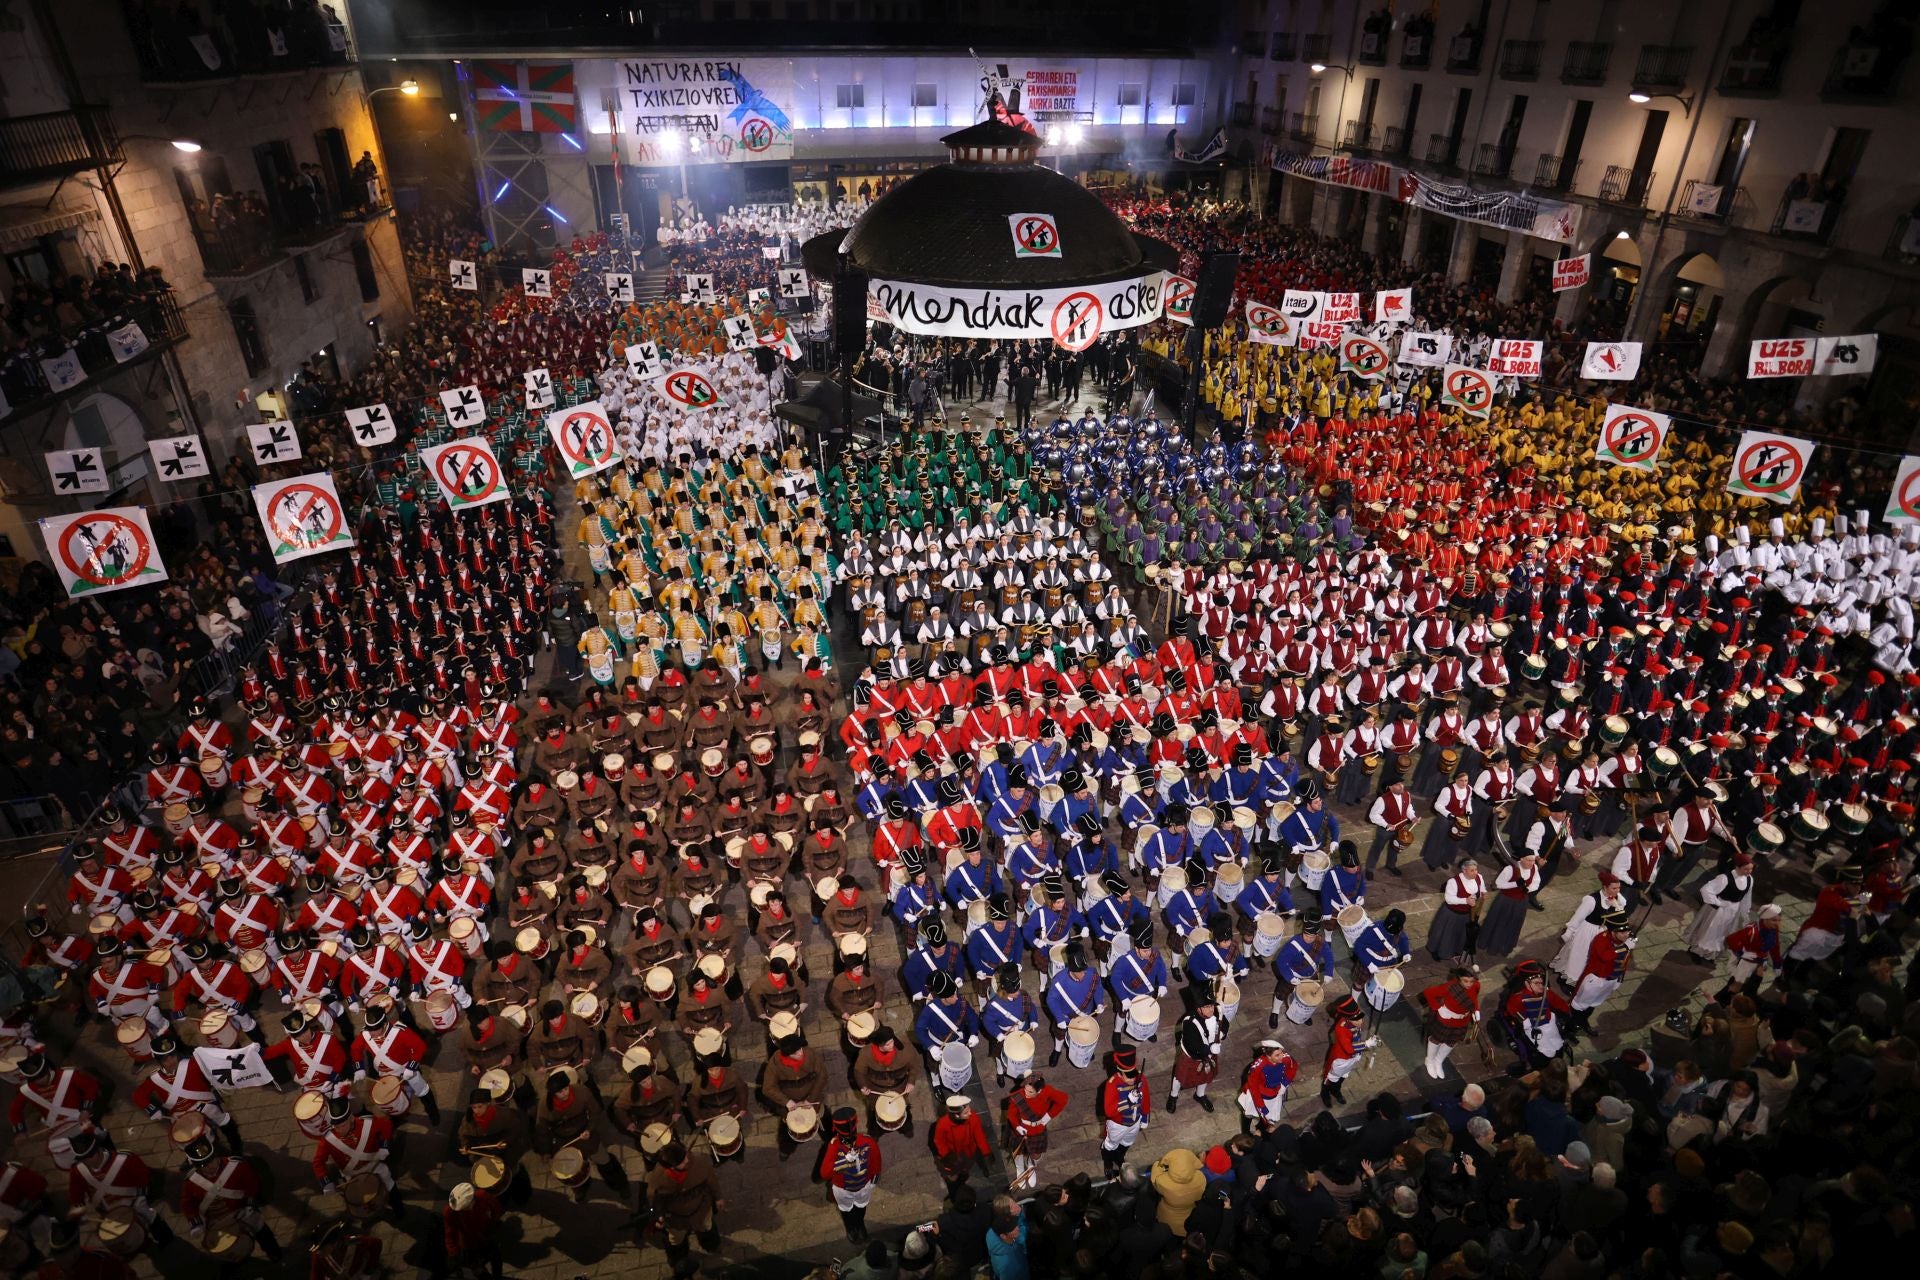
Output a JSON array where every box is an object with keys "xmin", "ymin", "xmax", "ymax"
[
  {"xmin": 1269, "ymin": 910, "xmax": 1337, "ymax": 1029},
  {"xmin": 1107, "ymin": 925, "xmax": 1170, "ymax": 1029},
  {"xmin": 1210, "ymin": 743, "xmax": 1263, "ymax": 808},
  {"xmin": 1186, "ymin": 913, "xmax": 1251, "ymax": 989},
  {"xmin": 1060, "ymin": 812, "xmax": 1115, "ymax": 885},
  {"xmin": 980, "ymin": 964, "xmax": 1042, "ymax": 1088},
  {"xmin": 1235, "ymin": 853, "xmax": 1297, "ymax": 939},
  {"xmin": 1086, "ymin": 872, "xmax": 1149, "ymax": 971},
  {"xmin": 1044, "ymin": 943, "xmax": 1107, "ymax": 1067},
  {"xmin": 890, "ymin": 854, "xmax": 942, "ymax": 933},
  {"xmin": 1160, "ymin": 862, "xmax": 1217, "ymax": 981},
  {"xmin": 1005, "ymin": 815, "xmax": 1059, "ymax": 895},
  {"xmin": 1138, "ymin": 802, "xmax": 1194, "ymax": 890},
  {"xmin": 1351, "ymin": 908, "xmax": 1411, "ymax": 1007},
  {"xmin": 914, "ymin": 971, "xmax": 981, "ymax": 1095},
  {"xmin": 985, "ymin": 765, "xmax": 1035, "ymax": 841},
  {"xmin": 1020, "ymin": 875, "xmax": 1082, "ymax": 967},
  {"xmin": 965, "ymin": 894, "xmax": 1021, "ymax": 994},
  {"xmin": 1320, "ymin": 842, "xmax": 1369, "ymax": 943},
  {"xmin": 902, "ymin": 922, "xmax": 967, "ymax": 1002},
  {"xmin": 1276, "ymin": 783, "xmax": 1337, "ymax": 854},
  {"xmin": 944, "ymin": 829, "xmax": 1001, "ymax": 923}
]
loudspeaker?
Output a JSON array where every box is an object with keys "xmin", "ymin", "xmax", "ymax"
[
  {"xmin": 833, "ymin": 264, "xmax": 869, "ymax": 362},
  {"xmin": 1191, "ymin": 250, "xmax": 1240, "ymax": 330}
]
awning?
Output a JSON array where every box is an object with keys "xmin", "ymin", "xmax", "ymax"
[{"xmin": 0, "ymin": 202, "xmax": 102, "ymax": 249}]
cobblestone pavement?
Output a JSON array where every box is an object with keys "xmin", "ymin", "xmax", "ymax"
[{"xmin": 0, "ymin": 387, "xmax": 1832, "ymax": 1278}]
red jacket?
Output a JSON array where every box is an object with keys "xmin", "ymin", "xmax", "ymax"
[
  {"xmin": 817, "ymin": 1134, "xmax": 882, "ymax": 1190},
  {"xmin": 443, "ymin": 1187, "xmax": 505, "ymax": 1255},
  {"xmin": 1005, "ymin": 1085, "xmax": 1069, "ymax": 1138},
  {"xmin": 1580, "ymin": 933, "xmax": 1631, "ymax": 985},
  {"xmin": 932, "ymin": 1111, "xmax": 991, "ymax": 1161}
]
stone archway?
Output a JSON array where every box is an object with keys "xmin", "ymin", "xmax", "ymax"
[{"xmin": 1722, "ymin": 272, "xmax": 1818, "ymax": 376}]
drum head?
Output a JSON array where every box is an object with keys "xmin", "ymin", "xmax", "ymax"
[
  {"xmin": 939, "ymin": 1041, "xmax": 971, "ymax": 1066},
  {"xmin": 1003, "ymin": 1030, "xmax": 1035, "ymax": 1059},
  {"xmin": 1337, "ymin": 905, "xmax": 1366, "ymax": 928},
  {"xmin": 846, "ymin": 1011, "xmax": 877, "ymax": 1042},
  {"xmin": 371, "ymin": 1077, "xmax": 403, "ymax": 1105},
  {"xmin": 785, "ymin": 1106, "xmax": 818, "ymax": 1138},
  {"xmin": 472, "ymin": 1154, "xmax": 507, "ymax": 1189},
  {"xmin": 1128, "ymin": 996, "xmax": 1160, "ymax": 1023},
  {"xmin": 1294, "ymin": 979, "xmax": 1324, "ymax": 1005},
  {"xmin": 1067, "ymin": 1015, "xmax": 1099, "ymax": 1045},
  {"xmin": 1160, "ymin": 866, "xmax": 1188, "ymax": 893},
  {"xmin": 875, "ymin": 1091, "xmax": 906, "ymax": 1123},
  {"xmin": 708, "ymin": 1114, "xmax": 741, "ymax": 1147},
  {"xmin": 1376, "ymin": 967, "xmax": 1405, "ymax": 992}
]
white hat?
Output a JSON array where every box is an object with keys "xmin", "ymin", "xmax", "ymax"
[
  {"xmin": 449, "ymin": 1183, "xmax": 475, "ymax": 1211},
  {"xmin": 1759, "ymin": 903, "xmax": 1783, "ymax": 918},
  {"xmin": 1812, "ymin": 517, "xmax": 1826, "ymax": 539},
  {"xmin": 1768, "ymin": 517, "xmax": 1785, "ymax": 539},
  {"xmin": 1736, "ymin": 526, "xmax": 1751, "ymax": 546}
]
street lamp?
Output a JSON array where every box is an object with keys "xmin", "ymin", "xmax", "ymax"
[
  {"xmin": 369, "ymin": 79, "xmax": 421, "ymax": 100},
  {"xmin": 1628, "ymin": 90, "xmax": 1693, "ymax": 117}
]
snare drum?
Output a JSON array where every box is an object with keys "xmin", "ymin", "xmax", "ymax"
[
  {"xmin": 168, "ymin": 1110, "xmax": 209, "ymax": 1150},
  {"xmin": 1835, "ymin": 803, "xmax": 1870, "ymax": 836},
  {"xmin": 1000, "ymin": 1029, "xmax": 1035, "ymax": 1080},
  {"xmin": 1123, "ymin": 995, "xmax": 1161, "ymax": 1042},
  {"xmin": 203, "ymin": 1222, "xmax": 254, "ymax": 1261},
  {"xmin": 845, "ymin": 1010, "xmax": 877, "ymax": 1051},
  {"xmin": 1066, "ymin": 1015, "xmax": 1100, "ymax": 1068},
  {"xmin": 706, "ymin": 1114, "xmax": 744, "ymax": 1157},
  {"xmin": 550, "ymin": 1145, "xmax": 590, "ymax": 1188},
  {"xmin": 241, "ymin": 786, "xmax": 266, "ymax": 822},
  {"xmin": 1336, "ymin": 903, "xmax": 1369, "ymax": 944},
  {"xmin": 422, "ymin": 990, "xmax": 460, "ymax": 1032},
  {"xmin": 163, "ymin": 802, "xmax": 191, "ymax": 835},
  {"xmin": 1364, "ymin": 966, "xmax": 1405, "ymax": 1012},
  {"xmin": 90, "ymin": 1206, "xmax": 146, "ymax": 1256},
  {"xmin": 1156, "ymin": 864, "xmax": 1188, "ymax": 909},
  {"xmin": 1749, "ymin": 821, "xmax": 1785, "ymax": 854},
  {"xmin": 784, "ymin": 1104, "xmax": 820, "ymax": 1144},
  {"xmin": 1650, "ymin": 746, "xmax": 1680, "ymax": 776},
  {"xmin": 115, "ymin": 1016, "xmax": 154, "ymax": 1062},
  {"xmin": 295, "ymin": 1090, "xmax": 331, "ymax": 1137},
  {"xmin": 1253, "ymin": 911, "xmax": 1288, "ymax": 958},
  {"xmin": 198, "ymin": 1009, "xmax": 241, "ymax": 1049},
  {"xmin": 1286, "ymin": 978, "xmax": 1324, "ymax": 1025},
  {"xmin": 1298, "ymin": 850, "xmax": 1331, "ymax": 892},
  {"xmin": 938, "ymin": 1040, "xmax": 974, "ymax": 1091},
  {"xmin": 369, "ymin": 1075, "xmax": 412, "ymax": 1118},
  {"xmin": 874, "ymin": 1091, "xmax": 908, "ymax": 1131},
  {"xmin": 1217, "ymin": 976, "xmax": 1241, "ymax": 1022},
  {"xmin": 199, "ymin": 756, "xmax": 230, "ymax": 790},
  {"xmin": 448, "ymin": 915, "xmax": 484, "ymax": 957},
  {"xmin": 1214, "ymin": 861, "xmax": 1246, "ymax": 905},
  {"xmin": 639, "ymin": 1122, "xmax": 674, "ymax": 1158},
  {"xmin": 472, "ymin": 1154, "xmax": 508, "ymax": 1192},
  {"xmin": 341, "ymin": 1172, "xmax": 386, "ymax": 1220},
  {"xmin": 1791, "ymin": 807, "xmax": 1830, "ymax": 842}
]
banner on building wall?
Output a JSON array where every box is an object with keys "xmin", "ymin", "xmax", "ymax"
[
  {"xmin": 1398, "ymin": 171, "xmax": 1583, "ymax": 244},
  {"xmin": 867, "ymin": 273, "xmax": 1164, "ymax": 342},
  {"xmin": 1593, "ymin": 405, "xmax": 1670, "ymax": 473},
  {"xmin": 1019, "ymin": 67, "xmax": 1085, "ymax": 120},
  {"xmin": 1486, "ymin": 339, "xmax": 1543, "ymax": 378},
  {"xmin": 106, "ymin": 321, "xmax": 149, "ymax": 363},
  {"xmin": 1724, "ymin": 431, "xmax": 1815, "ymax": 504},
  {"xmin": 1685, "ymin": 183, "xmax": 1725, "ymax": 215},
  {"xmin": 1268, "ymin": 150, "xmax": 1397, "ymax": 194},
  {"xmin": 40, "ymin": 507, "xmax": 169, "ymax": 598},
  {"xmin": 1886, "ymin": 455, "xmax": 1920, "ymax": 524},
  {"xmin": 473, "ymin": 62, "xmax": 578, "ymax": 133},
  {"xmin": 252, "ymin": 473, "xmax": 355, "ymax": 565},
  {"xmin": 606, "ymin": 58, "xmax": 796, "ymax": 164},
  {"xmin": 1551, "ymin": 254, "xmax": 1590, "ymax": 292}
]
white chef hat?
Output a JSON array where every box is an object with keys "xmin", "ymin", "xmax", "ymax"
[
  {"xmin": 1769, "ymin": 517, "xmax": 1786, "ymax": 539},
  {"xmin": 1705, "ymin": 534, "xmax": 1720, "ymax": 555},
  {"xmin": 1736, "ymin": 526, "xmax": 1751, "ymax": 546},
  {"xmin": 1812, "ymin": 517, "xmax": 1826, "ymax": 538}
]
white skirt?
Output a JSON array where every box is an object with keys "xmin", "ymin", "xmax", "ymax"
[
  {"xmin": 1683, "ymin": 902, "xmax": 1750, "ymax": 955},
  {"xmin": 831, "ymin": 1183, "xmax": 874, "ymax": 1211},
  {"xmin": 1101, "ymin": 1118, "xmax": 1143, "ymax": 1149},
  {"xmin": 1571, "ymin": 974, "xmax": 1620, "ymax": 1011},
  {"xmin": 1786, "ymin": 925, "xmax": 1844, "ymax": 962}
]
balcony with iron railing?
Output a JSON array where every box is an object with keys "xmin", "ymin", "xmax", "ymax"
[
  {"xmin": 1446, "ymin": 32, "xmax": 1482, "ymax": 73},
  {"xmin": 1472, "ymin": 142, "xmax": 1515, "ymax": 180},
  {"xmin": 1400, "ymin": 28, "xmax": 1434, "ymax": 68},
  {"xmin": 1771, "ymin": 190, "xmax": 1844, "ymax": 245},
  {"xmin": 1343, "ymin": 120, "xmax": 1376, "ymax": 151},
  {"xmin": 1426, "ymin": 132, "xmax": 1462, "ymax": 169},
  {"xmin": 1288, "ymin": 112, "xmax": 1319, "ymax": 141},
  {"xmin": 1270, "ymin": 32, "xmax": 1297, "ymax": 61},
  {"xmin": 0, "ymin": 294, "xmax": 188, "ymax": 420},
  {"xmin": 1302, "ymin": 34, "xmax": 1333, "ymax": 65},
  {"xmin": 122, "ymin": 2, "xmax": 356, "ymax": 83},
  {"xmin": 1231, "ymin": 102, "xmax": 1255, "ymax": 128},
  {"xmin": 1821, "ymin": 40, "xmax": 1909, "ymax": 100},
  {"xmin": 1261, "ymin": 106, "xmax": 1285, "ymax": 135},
  {"xmin": 1500, "ymin": 40, "xmax": 1543, "ymax": 80},
  {"xmin": 1719, "ymin": 42, "xmax": 1788, "ymax": 95},
  {"xmin": 1675, "ymin": 178, "xmax": 1753, "ymax": 224},
  {"xmin": 1563, "ymin": 41, "xmax": 1612, "ymax": 85},
  {"xmin": 0, "ymin": 107, "xmax": 124, "ymax": 191},
  {"xmin": 1532, "ymin": 153, "xmax": 1581, "ymax": 193},
  {"xmin": 1599, "ymin": 164, "xmax": 1655, "ymax": 206},
  {"xmin": 1381, "ymin": 125, "xmax": 1410, "ymax": 157},
  {"xmin": 1357, "ymin": 28, "xmax": 1388, "ymax": 65},
  {"xmin": 1633, "ymin": 44, "xmax": 1693, "ymax": 90}
]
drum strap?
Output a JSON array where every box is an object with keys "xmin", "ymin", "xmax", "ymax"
[{"xmin": 927, "ymin": 1003, "xmax": 961, "ymax": 1041}]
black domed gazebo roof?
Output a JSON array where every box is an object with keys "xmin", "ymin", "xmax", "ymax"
[{"xmin": 801, "ymin": 118, "xmax": 1177, "ymax": 288}]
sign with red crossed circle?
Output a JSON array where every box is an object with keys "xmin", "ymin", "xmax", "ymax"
[
  {"xmin": 1594, "ymin": 404, "xmax": 1670, "ymax": 472},
  {"xmin": 1441, "ymin": 364, "xmax": 1494, "ymax": 417},
  {"xmin": 1008, "ymin": 213, "xmax": 1062, "ymax": 259},
  {"xmin": 1050, "ymin": 292, "xmax": 1103, "ymax": 351},
  {"xmin": 740, "ymin": 116, "xmax": 776, "ymax": 152},
  {"xmin": 1244, "ymin": 300, "xmax": 1293, "ymax": 346},
  {"xmin": 41, "ymin": 507, "xmax": 169, "ymax": 598},
  {"xmin": 1339, "ymin": 335, "xmax": 1390, "ymax": 380},
  {"xmin": 420, "ymin": 437, "xmax": 511, "ymax": 509},
  {"xmin": 1724, "ymin": 430, "xmax": 1815, "ymax": 505},
  {"xmin": 252, "ymin": 472, "xmax": 355, "ymax": 564},
  {"xmin": 1162, "ymin": 274, "xmax": 1196, "ymax": 327},
  {"xmin": 546, "ymin": 402, "xmax": 622, "ymax": 479},
  {"xmin": 648, "ymin": 368, "xmax": 727, "ymax": 412},
  {"xmin": 1886, "ymin": 455, "xmax": 1920, "ymax": 525}
]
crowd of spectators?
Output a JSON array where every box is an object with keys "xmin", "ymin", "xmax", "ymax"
[{"xmin": 0, "ymin": 263, "xmax": 176, "ymax": 407}]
